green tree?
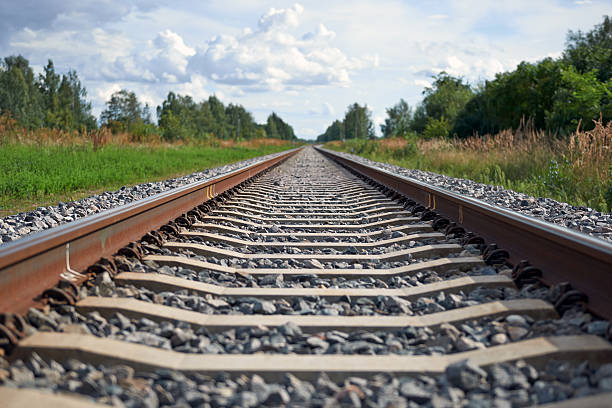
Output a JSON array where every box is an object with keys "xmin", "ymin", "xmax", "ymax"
[
  {"xmin": 563, "ymin": 15, "xmax": 612, "ymax": 82},
  {"xmin": 410, "ymin": 104, "xmax": 429, "ymax": 134},
  {"xmin": 208, "ymin": 95, "xmax": 228, "ymax": 139},
  {"xmin": 343, "ymin": 103, "xmax": 375, "ymax": 139},
  {"xmin": 419, "ymin": 72, "xmax": 473, "ymax": 137},
  {"xmin": 316, "ymin": 120, "xmax": 344, "ymax": 142},
  {"xmin": 265, "ymin": 112, "xmax": 296, "ymax": 140},
  {"xmin": 55, "ymin": 70, "xmax": 96, "ymax": 130},
  {"xmin": 452, "ymin": 59, "xmax": 564, "ymax": 137},
  {"xmin": 0, "ymin": 55, "xmax": 44, "ymax": 128},
  {"xmin": 381, "ymin": 99, "xmax": 412, "ymax": 137},
  {"xmin": 546, "ymin": 66, "xmax": 612, "ymax": 132},
  {"xmin": 39, "ymin": 60, "xmax": 61, "ymax": 127},
  {"xmin": 423, "ymin": 117, "xmax": 451, "ymax": 139},
  {"xmin": 157, "ymin": 92, "xmax": 199, "ymax": 140},
  {"xmin": 100, "ymin": 89, "xmax": 150, "ymax": 133}
]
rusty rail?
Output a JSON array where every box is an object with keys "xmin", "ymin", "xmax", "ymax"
[
  {"xmin": 0, "ymin": 148, "xmax": 302, "ymax": 314},
  {"xmin": 315, "ymin": 147, "xmax": 612, "ymax": 321}
]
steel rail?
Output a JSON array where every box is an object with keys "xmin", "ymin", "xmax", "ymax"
[
  {"xmin": 315, "ymin": 146, "xmax": 612, "ymax": 321},
  {"xmin": 0, "ymin": 147, "xmax": 302, "ymax": 314}
]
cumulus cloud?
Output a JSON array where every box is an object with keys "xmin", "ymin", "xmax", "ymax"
[
  {"xmin": 88, "ymin": 29, "xmax": 196, "ymax": 84},
  {"xmin": 148, "ymin": 30, "xmax": 196, "ymax": 81},
  {"xmin": 188, "ymin": 3, "xmax": 375, "ymax": 91},
  {"xmin": 410, "ymin": 40, "xmax": 517, "ymax": 83}
]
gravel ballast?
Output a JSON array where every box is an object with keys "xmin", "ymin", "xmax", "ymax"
[{"xmin": 3, "ymin": 353, "xmax": 612, "ymax": 407}]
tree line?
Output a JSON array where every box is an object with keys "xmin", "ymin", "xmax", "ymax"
[
  {"xmin": 0, "ymin": 57, "xmax": 296, "ymax": 141},
  {"xmin": 320, "ymin": 15, "xmax": 612, "ymax": 141},
  {"xmin": 316, "ymin": 103, "xmax": 375, "ymax": 142}
]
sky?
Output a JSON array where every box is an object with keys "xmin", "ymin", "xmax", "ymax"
[{"xmin": 1, "ymin": 1, "xmax": 610, "ymax": 139}]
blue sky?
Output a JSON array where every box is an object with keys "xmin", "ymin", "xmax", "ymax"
[{"xmin": 1, "ymin": 0, "xmax": 610, "ymax": 139}]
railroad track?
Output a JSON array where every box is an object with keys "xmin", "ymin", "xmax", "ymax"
[{"xmin": 1, "ymin": 146, "xmax": 612, "ymax": 407}]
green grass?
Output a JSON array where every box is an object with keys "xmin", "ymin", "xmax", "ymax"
[{"xmin": 0, "ymin": 144, "xmax": 292, "ymax": 216}]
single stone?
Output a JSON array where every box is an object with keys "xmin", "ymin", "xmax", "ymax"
[
  {"xmin": 307, "ymin": 336, "xmax": 329, "ymax": 350},
  {"xmin": 270, "ymin": 334, "xmax": 287, "ymax": 349},
  {"xmin": 110, "ymin": 365, "xmax": 134, "ymax": 381},
  {"xmin": 490, "ymin": 333, "xmax": 508, "ymax": 345},
  {"xmin": 455, "ymin": 336, "xmax": 484, "ymax": 352},
  {"xmin": 439, "ymin": 323, "xmax": 461, "ymax": 341},
  {"xmin": 505, "ymin": 315, "xmax": 528, "ymax": 327},
  {"xmin": 304, "ymin": 259, "xmax": 324, "ymax": 269},
  {"xmin": 170, "ymin": 328, "xmax": 191, "ymax": 347},
  {"xmin": 399, "ymin": 380, "xmax": 430, "ymax": 403},
  {"xmin": 253, "ymin": 300, "xmax": 276, "ymax": 314},
  {"xmin": 342, "ymin": 341, "xmax": 373, "ymax": 354},
  {"xmin": 246, "ymin": 338, "xmax": 262, "ymax": 353},
  {"xmin": 507, "ymin": 326, "xmax": 528, "ymax": 341},
  {"xmin": 278, "ymin": 321, "xmax": 302, "ymax": 338},
  {"xmin": 94, "ymin": 271, "xmax": 115, "ymax": 296},
  {"xmin": 445, "ymin": 359, "xmax": 487, "ymax": 391}
]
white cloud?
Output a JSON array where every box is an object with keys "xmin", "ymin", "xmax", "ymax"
[
  {"xmin": 174, "ymin": 74, "xmax": 210, "ymax": 101},
  {"xmin": 414, "ymin": 79, "xmax": 432, "ymax": 89},
  {"xmin": 96, "ymin": 83, "xmax": 123, "ymax": 103},
  {"xmin": 187, "ymin": 3, "xmax": 375, "ymax": 91},
  {"xmin": 308, "ymin": 102, "xmax": 335, "ymax": 116},
  {"xmin": 148, "ymin": 30, "xmax": 196, "ymax": 80}
]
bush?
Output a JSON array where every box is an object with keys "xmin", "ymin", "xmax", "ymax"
[{"xmin": 423, "ymin": 117, "xmax": 450, "ymax": 139}]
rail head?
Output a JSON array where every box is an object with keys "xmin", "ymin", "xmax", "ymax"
[
  {"xmin": 0, "ymin": 147, "xmax": 303, "ymax": 313},
  {"xmin": 315, "ymin": 146, "xmax": 612, "ymax": 320}
]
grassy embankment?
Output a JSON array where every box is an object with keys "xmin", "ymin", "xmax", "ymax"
[
  {"xmin": 0, "ymin": 117, "xmax": 297, "ymax": 216},
  {"xmin": 325, "ymin": 120, "xmax": 612, "ymax": 212}
]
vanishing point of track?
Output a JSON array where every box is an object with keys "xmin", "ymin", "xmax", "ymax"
[{"xmin": 1, "ymin": 146, "xmax": 611, "ymax": 407}]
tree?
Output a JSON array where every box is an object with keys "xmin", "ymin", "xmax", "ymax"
[
  {"xmin": 39, "ymin": 60, "xmax": 60, "ymax": 127},
  {"xmin": 316, "ymin": 120, "xmax": 344, "ymax": 142},
  {"xmin": 452, "ymin": 59, "xmax": 564, "ymax": 137},
  {"xmin": 419, "ymin": 72, "xmax": 473, "ymax": 137},
  {"xmin": 100, "ymin": 89, "xmax": 149, "ymax": 132},
  {"xmin": 546, "ymin": 66, "xmax": 612, "ymax": 133},
  {"xmin": 343, "ymin": 103, "xmax": 375, "ymax": 139},
  {"xmin": 265, "ymin": 112, "xmax": 296, "ymax": 140},
  {"xmin": 0, "ymin": 55, "xmax": 44, "ymax": 128},
  {"xmin": 157, "ymin": 92, "xmax": 199, "ymax": 140},
  {"xmin": 563, "ymin": 15, "xmax": 612, "ymax": 82},
  {"xmin": 381, "ymin": 99, "xmax": 412, "ymax": 137},
  {"xmin": 226, "ymin": 103, "xmax": 257, "ymax": 139},
  {"xmin": 55, "ymin": 69, "xmax": 96, "ymax": 130}
]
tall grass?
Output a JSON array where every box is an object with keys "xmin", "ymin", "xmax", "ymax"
[{"xmin": 326, "ymin": 120, "xmax": 612, "ymax": 212}]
